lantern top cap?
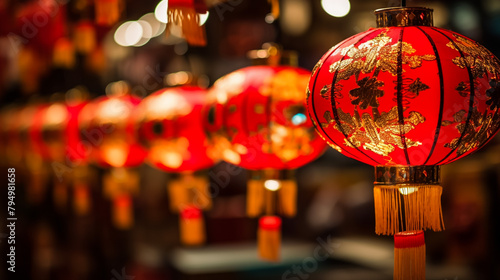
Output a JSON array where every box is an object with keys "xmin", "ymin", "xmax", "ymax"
[{"xmin": 374, "ymin": 7, "xmax": 433, "ymax": 28}]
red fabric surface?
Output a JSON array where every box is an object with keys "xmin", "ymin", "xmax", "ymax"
[
  {"xmin": 205, "ymin": 65, "xmax": 327, "ymax": 170},
  {"xmin": 135, "ymin": 86, "xmax": 215, "ymax": 172},
  {"xmin": 394, "ymin": 230, "xmax": 425, "ymax": 248},
  {"xmin": 259, "ymin": 216, "xmax": 281, "ymax": 231},
  {"xmin": 307, "ymin": 26, "xmax": 500, "ymax": 166},
  {"xmin": 79, "ymin": 93, "xmax": 147, "ymax": 168}
]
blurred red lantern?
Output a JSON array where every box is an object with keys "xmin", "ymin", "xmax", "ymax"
[
  {"xmin": 205, "ymin": 46, "xmax": 327, "ymax": 260},
  {"xmin": 306, "ymin": 6, "xmax": 500, "ymax": 280},
  {"xmin": 29, "ymin": 89, "xmax": 92, "ymax": 213},
  {"xmin": 80, "ymin": 82, "xmax": 147, "ymax": 168},
  {"xmin": 136, "ymin": 85, "xmax": 214, "ymax": 172},
  {"xmin": 206, "ymin": 65, "xmax": 326, "ymax": 171},
  {"xmin": 136, "ymin": 81, "xmax": 214, "ymax": 245},
  {"xmin": 14, "ymin": 0, "xmax": 66, "ymax": 54},
  {"xmin": 79, "ymin": 81, "xmax": 147, "ymax": 229}
]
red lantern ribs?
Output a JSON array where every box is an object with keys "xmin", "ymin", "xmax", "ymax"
[{"xmin": 306, "ymin": 7, "xmax": 500, "ymax": 235}]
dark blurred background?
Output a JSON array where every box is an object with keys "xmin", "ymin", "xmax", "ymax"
[{"xmin": 1, "ymin": 0, "xmax": 500, "ymax": 279}]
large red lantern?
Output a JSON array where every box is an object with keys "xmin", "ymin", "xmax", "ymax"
[
  {"xmin": 135, "ymin": 82, "xmax": 214, "ymax": 245},
  {"xmin": 306, "ymin": 6, "xmax": 500, "ymax": 280},
  {"xmin": 79, "ymin": 81, "xmax": 147, "ymax": 229},
  {"xmin": 307, "ymin": 7, "xmax": 500, "ymax": 235},
  {"xmin": 206, "ymin": 47, "xmax": 328, "ymax": 261}
]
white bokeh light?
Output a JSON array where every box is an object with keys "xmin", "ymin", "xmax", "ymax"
[
  {"xmin": 139, "ymin": 13, "xmax": 166, "ymax": 38},
  {"xmin": 264, "ymin": 180, "xmax": 281, "ymax": 191},
  {"xmin": 155, "ymin": 0, "xmax": 169, "ymax": 23},
  {"xmin": 114, "ymin": 21, "xmax": 143, "ymax": 47},
  {"xmin": 198, "ymin": 11, "xmax": 209, "ymax": 26},
  {"xmin": 321, "ymin": 0, "xmax": 351, "ymax": 18}
]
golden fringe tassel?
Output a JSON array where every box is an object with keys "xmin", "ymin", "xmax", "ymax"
[
  {"xmin": 179, "ymin": 206, "xmax": 206, "ymax": 246},
  {"xmin": 73, "ymin": 183, "xmax": 91, "ymax": 216},
  {"xmin": 168, "ymin": 7, "xmax": 206, "ymax": 46},
  {"xmin": 394, "ymin": 231, "xmax": 426, "ymax": 280},
  {"xmin": 103, "ymin": 168, "xmax": 139, "ymax": 229},
  {"xmin": 374, "ymin": 185, "xmax": 444, "ymax": 235},
  {"xmin": 168, "ymin": 174, "xmax": 211, "ymax": 213},
  {"xmin": 95, "ymin": 0, "xmax": 122, "ymax": 26},
  {"xmin": 53, "ymin": 180, "xmax": 68, "ymax": 210},
  {"xmin": 112, "ymin": 194, "xmax": 133, "ymax": 229},
  {"xmin": 247, "ymin": 180, "xmax": 265, "ymax": 217},
  {"xmin": 278, "ymin": 180, "xmax": 296, "ymax": 217},
  {"xmin": 258, "ymin": 216, "xmax": 281, "ymax": 262},
  {"xmin": 268, "ymin": 0, "xmax": 280, "ymax": 19}
]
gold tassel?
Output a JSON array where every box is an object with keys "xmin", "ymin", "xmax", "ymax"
[
  {"xmin": 168, "ymin": 178, "xmax": 191, "ymax": 213},
  {"xmin": 168, "ymin": 6, "xmax": 206, "ymax": 46},
  {"xmin": 112, "ymin": 194, "xmax": 133, "ymax": 229},
  {"xmin": 95, "ymin": 0, "xmax": 122, "ymax": 26},
  {"xmin": 103, "ymin": 168, "xmax": 139, "ymax": 229},
  {"xmin": 53, "ymin": 180, "xmax": 68, "ymax": 210},
  {"xmin": 53, "ymin": 38, "xmax": 75, "ymax": 69},
  {"xmin": 258, "ymin": 216, "xmax": 281, "ymax": 262},
  {"xmin": 74, "ymin": 22, "xmax": 96, "ymax": 54},
  {"xmin": 278, "ymin": 180, "xmax": 296, "ymax": 217},
  {"xmin": 168, "ymin": 174, "xmax": 211, "ymax": 212},
  {"xmin": 73, "ymin": 183, "xmax": 91, "ymax": 216},
  {"xmin": 374, "ymin": 185, "xmax": 444, "ymax": 235},
  {"xmin": 247, "ymin": 179, "xmax": 265, "ymax": 217},
  {"xmin": 268, "ymin": 0, "xmax": 280, "ymax": 19},
  {"xmin": 189, "ymin": 175, "xmax": 212, "ymax": 210},
  {"xmin": 179, "ymin": 206, "xmax": 206, "ymax": 246},
  {"xmin": 394, "ymin": 230, "xmax": 426, "ymax": 280}
]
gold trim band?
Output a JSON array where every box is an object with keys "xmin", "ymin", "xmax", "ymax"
[
  {"xmin": 375, "ymin": 7, "xmax": 433, "ymax": 28},
  {"xmin": 374, "ymin": 166, "xmax": 440, "ymax": 185}
]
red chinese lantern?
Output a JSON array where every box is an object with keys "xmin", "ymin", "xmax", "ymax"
[
  {"xmin": 135, "ymin": 82, "xmax": 214, "ymax": 245},
  {"xmin": 79, "ymin": 81, "xmax": 147, "ymax": 229},
  {"xmin": 306, "ymin": 6, "xmax": 500, "ymax": 279},
  {"xmin": 29, "ymin": 89, "xmax": 92, "ymax": 214},
  {"xmin": 205, "ymin": 46, "xmax": 328, "ymax": 261}
]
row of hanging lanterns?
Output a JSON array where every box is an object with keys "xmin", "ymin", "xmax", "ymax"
[
  {"xmin": 2, "ymin": 1, "xmax": 500, "ymax": 279},
  {"xmin": 0, "ymin": 43, "xmax": 327, "ymax": 262}
]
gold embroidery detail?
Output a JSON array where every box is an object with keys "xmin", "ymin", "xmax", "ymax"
[
  {"xmin": 446, "ymin": 34, "xmax": 500, "ymax": 79},
  {"xmin": 330, "ymin": 33, "xmax": 436, "ymax": 81},
  {"xmin": 321, "ymin": 107, "xmax": 425, "ymax": 156},
  {"xmin": 259, "ymin": 69, "xmax": 310, "ymax": 101}
]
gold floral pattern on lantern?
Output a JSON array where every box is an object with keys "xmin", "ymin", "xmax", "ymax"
[
  {"xmin": 447, "ymin": 34, "xmax": 500, "ymax": 79},
  {"xmin": 148, "ymin": 138, "xmax": 190, "ymax": 169},
  {"xmin": 329, "ymin": 33, "xmax": 435, "ymax": 81},
  {"xmin": 321, "ymin": 107, "xmax": 425, "ymax": 156},
  {"xmin": 259, "ymin": 69, "xmax": 310, "ymax": 101},
  {"xmin": 441, "ymin": 107, "xmax": 500, "ymax": 156}
]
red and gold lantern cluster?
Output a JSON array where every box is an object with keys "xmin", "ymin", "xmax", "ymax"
[
  {"xmin": 306, "ymin": 6, "xmax": 500, "ymax": 280},
  {"xmin": 205, "ymin": 46, "xmax": 327, "ymax": 261}
]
